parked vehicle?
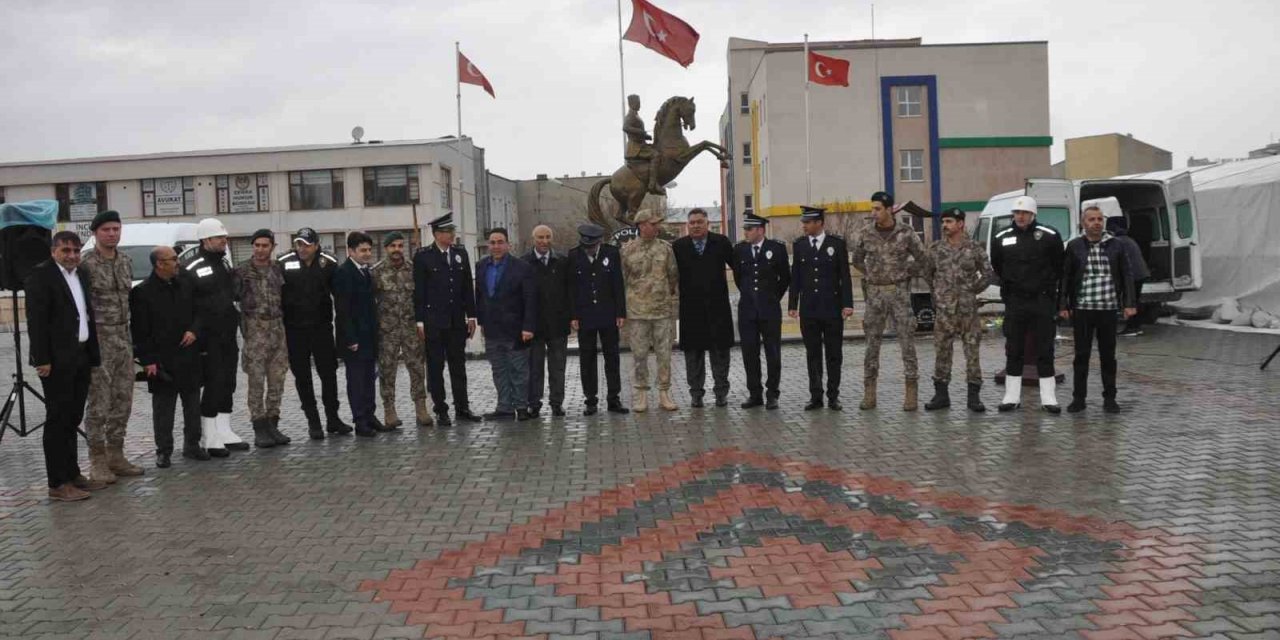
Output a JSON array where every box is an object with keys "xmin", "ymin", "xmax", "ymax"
[{"xmin": 81, "ymin": 222, "xmax": 200, "ymax": 285}]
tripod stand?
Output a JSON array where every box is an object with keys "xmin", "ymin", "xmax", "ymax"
[{"xmin": 0, "ymin": 289, "xmax": 46, "ymax": 443}]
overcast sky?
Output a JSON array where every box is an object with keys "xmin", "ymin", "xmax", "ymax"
[{"xmin": 3, "ymin": 0, "xmax": 1277, "ymax": 207}]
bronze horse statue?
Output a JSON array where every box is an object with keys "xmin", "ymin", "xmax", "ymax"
[{"xmin": 587, "ymin": 96, "xmax": 730, "ymax": 230}]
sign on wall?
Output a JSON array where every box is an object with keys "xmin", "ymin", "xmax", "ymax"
[
  {"xmin": 217, "ymin": 174, "xmax": 269, "ymax": 213},
  {"xmin": 68, "ymin": 182, "xmax": 100, "ymax": 222}
]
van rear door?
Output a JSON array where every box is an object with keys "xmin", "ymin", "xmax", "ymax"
[
  {"xmin": 1165, "ymin": 172, "xmax": 1202, "ymax": 291},
  {"xmin": 1024, "ymin": 178, "xmax": 1076, "ymax": 239}
]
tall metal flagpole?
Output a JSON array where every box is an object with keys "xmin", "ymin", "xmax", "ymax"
[
  {"xmin": 617, "ymin": 0, "xmax": 628, "ymax": 153},
  {"xmin": 455, "ymin": 41, "xmax": 464, "ymax": 241},
  {"xmin": 804, "ymin": 33, "xmax": 812, "ymax": 203}
]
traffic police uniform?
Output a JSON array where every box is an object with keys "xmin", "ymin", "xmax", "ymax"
[
  {"xmin": 788, "ymin": 206, "xmax": 854, "ymax": 410},
  {"xmin": 278, "ymin": 227, "xmax": 349, "ymax": 437},
  {"xmin": 185, "ymin": 218, "xmax": 248, "ymax": 456},
  {"xmin": 732, "ymin": 213, "xmax": 790, "ymax": 409},
  {"xmin": 568, "ymin": 224, "xmax": 629, "ymax": 415},
  {"xmin": 413, "ymin": 213, "xmax": 481, "ymax": 425}
]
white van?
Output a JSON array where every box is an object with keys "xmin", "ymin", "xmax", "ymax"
[
  {"xmin": 974, "ymin": 175, "xmax": 1203, "ymax": 304},
  {"xmin": 82, "ymin": 222, "xmax": 201, "ymax": 285}
]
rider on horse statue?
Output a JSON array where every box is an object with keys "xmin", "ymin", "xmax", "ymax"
[{"xmin": 623, "ymin": 94, "xmax": 664, "ymax": 196}]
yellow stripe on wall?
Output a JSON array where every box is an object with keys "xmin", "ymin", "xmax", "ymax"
[{"xmin": 762, "ymin": 200, "xmax": 874, "ymax": 217}]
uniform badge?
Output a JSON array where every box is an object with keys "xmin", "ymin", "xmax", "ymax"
[
  {"xmin": 826, "ymin": 246, "xmax": 834, "ymax": 256},
  {"xmin": 766, "ymin": 250, "xmax": 773, "ymax": 259},
  {"xmin": 284, "ymin": 262, "xmax": 300, "ymax": 270},
  {"xmin": 603, "ymin": 257, "xmax": 610, "ymax": 267},
  {"xmin": 196, "ymin": 266, "xmax": 213, "ymax": 278},
  {"xmin": 1034, "ymin": 230, "xmax": 1044, "ymax": 240},
  {"xmin": 454, "ymin": 253, "xmax": 462, "ymax": 264}
]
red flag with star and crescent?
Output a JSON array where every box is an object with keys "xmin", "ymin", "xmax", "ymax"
[
  {"xmin": 622, "ymin": 0, "xmax": 700, "ymax": 67},
  {"xmin": 458, "ymin": 50, "xmax": 495, "ymax": 97},
  {"xmin": 808, "ymin": 50, "xmax": 850, "ymax": 87}
]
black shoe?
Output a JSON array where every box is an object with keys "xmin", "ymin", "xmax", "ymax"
[
  {"xmin": 1042, "ymin": 404, "xmax": 1061, "ymax": 415},
  {"xmin": 740, "ymin": 397, "xmax": 764, "ymax": 409},
  {"xmin": 690, "ymin": 397, "xmax": 705, "ymax": 408},
  {"xmin": 456, "ymin": 409, "xmax": 484, "ymax": 423},
  {"xmin": 355, "ymin": 426, "xmax": 378, "ymax": 437},
  {"xmin": 252, "ymin": 418, "xmax": 277, "ymax": 449},
  {"xmin": 307, "ymin": 413, "xmax": 325, "ymax": 440},
  {"xmin": 225, "ymin": 441, "xmax": 250, "ymax": 451},
  {"xmin": 326, "ymin": 415, "xmax": 354, "ymax": 435},
  {"xmin": 371, "ymin": 416, "xmax": 395, "ymax": 432},
  {"xmin": 924, "ymin": 381, "xmax": 951, "ymax": 411},
  {"xmin": 607, "ymin": 402, "xmax": 630, "ymax": 415},
  {"xmin": 804, "ymin": 399, "xmax": 824, "ymax": 411},
  {"xmin": 1118, "ymin": 327, "xmax": 1143, "ymax": 337},
  {"xmin": 207, "ymin": 447, "xmax": 230, "ymax": 458},
  {"xmin": 551, "ymin": 406, "xmax": 566, "ymax": 417},
  {"xmin": 182, "ymin": 447, "xmax": 210, "ymax": 462},
  {"xmin": 516, "ymin": 409, "xmax": 533, "ymax": 421},
  {"xmin": 583, "ymin": 405, "xmax": 599, "ymax": 416},
  {"xmin": 484, "ymin": 410, "xmax": 515, "ymax": 421},
  {"xmin": 156, "ymin": 452, "xmax": 172, "ymax": 469},
  {"xmin": 1103, "ymin": 399, "xmax": 1122, "ymax": 414},
  {"xmin": 997, "ymin": 403, "xmax": 1020, "ymax": 412},
  {"xmin": 268, "ymin": 417, "xmax": 291, "ymax": 445},
  {"xmin": 966, "ymin": 383, "xmax": 986, "ymax": 413},
  {"xmin": 435, "ymin": 412, "xmax": 453, "ymax": 427},
  {"xmin": 828, "ymin": 399, "xmax": 843, "ymax": 411},
  {"xmin": 765, "ymin": 397, "xmax": 779, "ymax": 410},
  {"xmin": 1067, "ymin": 398, "xmax": 1087, "ymax": 413},
  {"xmin": 714, "ymin": 395, "xmax": 728, "ymax": 408}
]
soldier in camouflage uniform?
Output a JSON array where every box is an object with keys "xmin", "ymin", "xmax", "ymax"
[
  {"xmin": 621, "ymin": 209, "xmax": 680, "ymax": 413},
  {"xmin": 371, "ymin": 232, "xmax": 431, "ymax": 428},
  {"xmin": 234, "ymin": 229, "xmax": 291, "ymax": 448},
  {"xmin": 80, "ymin": 211, "xmax": 143, "ymax": 483},
  {"xmin": 922, "ymin": 209, "xmax": 995, "ymax": 412},
  {"xmin": 850, "ymin": 192, "xmax": 927, "ymax": 412}
]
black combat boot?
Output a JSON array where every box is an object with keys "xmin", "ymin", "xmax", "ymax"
[
  {"xmin": 967, "ymin": 383, "xmax": 987, "ymax": 412},
  {"xmin": 268, "ymin": 416, "xmax": 291, "ymax": 445},
  {"xmin": 252, "ymin": 418, "xmax": 277, "ymax": 448},
  {"xmin": 306, "ymin": 410, "xmax": 325, "ymax": 440},
  {"xmin": 326, "ymin": 413, "xmax": 354, "ymax": 435},
  {"xmin": 924, "ymin": 381, "xmax": 951, "ymax": 411}
]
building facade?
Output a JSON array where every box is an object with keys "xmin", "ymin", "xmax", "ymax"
[
  {"xmin": 513, "ymin": 174, "xmax": 666, "ymax": 252},
  {"xmin": 0, "ymin": 137, "xmax": 492, "ymax": 262},
  {"xmin": 722, "ymin": 37, "xmax": 1052, "ymax": 242},
  {"xmin": 1062, "ymin": 133, "xmax": 1172, "ymax": 179}
]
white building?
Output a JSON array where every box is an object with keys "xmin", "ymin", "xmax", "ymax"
[{"xmin": 0, "ymin": 136, "xmax": 498, "ymax": 262}]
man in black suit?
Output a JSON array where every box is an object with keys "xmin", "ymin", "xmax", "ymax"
[
  {"xmin": 25, "ymin": 231, "xmax": 103, "ymax": 502},
  {"xmin": 334, "ymin": 231, "xmax": 383, "ymax": 437},
  {"xmin": 524, "ymin": 225, "xmax": 573, "ymax": 418},
  {"xmin": 130, "ymin": 246, "xmax": 207, "ymax": 468},
  {"xmin": 475, "ymin": 228, "xmax": 538, "ymax": 421},
  {"xmin": 414, "ymin": 212, "xmax": 482, "ymax": 426},
  {"xmin": 672, "ymin": 208, "xmax": 735, "ymax": 408},
  {"xmin": 568, "ymin": 224, "xmax": 629, "ymax": 416},
  {"xmin": 732, "ymin": 213, "xmax": 791, "ymax": 409},
  {"xmin": 788, "ymin": 205, "xmax": 855, "ymax": 410}
]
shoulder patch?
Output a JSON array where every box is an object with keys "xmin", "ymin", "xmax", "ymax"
[
  {"xmin": 994, "ymin": 228, "xmax": 1014, "ymax": 238},
  {"xmin": 1036, "ymin": 225, "xmax": 1058, "ymax": 235},
  {"xmin": 186, "ymin": 256, "xmax": 205, "ymax": 268},
  {"xmin": 320, "ymin": 253, "xmax": 338, "ymax": 263},
  {"xmin": 277, "ymin": 252, "xmax": 296, "ymax": 262}
]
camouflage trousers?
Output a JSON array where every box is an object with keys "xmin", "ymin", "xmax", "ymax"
[
  {"xmin": 242, "ymin": 317, "xmax": 289, "ymax": 421},
  {"xmin": 378, "ymin": 325, "xmax": 426, "ymax": 406},
  {"xmin": 85, "ymin": 323, "xmax": 134, "ymax": 447},
  {"xmin": 863, "ymin": 284, "xmax": 918, "ymax": 380},
  {"xmin": 933, "ymin": 308, "xmax": 983, "ymax": 385},
  {"xmin": 629, "ymin": 317, "xmax": 674, "ymax": 391}
]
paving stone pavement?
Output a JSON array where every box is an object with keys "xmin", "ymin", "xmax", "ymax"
[{"xmin": 0, "ymin": 323, "xmax": 1278, "ymax": 640}]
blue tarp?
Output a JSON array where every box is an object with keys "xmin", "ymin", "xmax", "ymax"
[{"xmin": 0, "ymin": 200, "xmax": 58, "ymax": 230}]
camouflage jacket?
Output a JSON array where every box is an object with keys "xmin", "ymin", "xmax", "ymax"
[
  {"xmin": 80, "ymin": 248, "xmax": 132, "ymax": 326},
  {"xmin": 621, "ymin": 237, "xmax": 678, "ymax": 320},
  {"xmin": 233, "ymin": 259, "xmax": 285, "ymax": 320},
  {"xmin": 371, "ymin": 256, "xmax": 415, "ymax": 333},
  {"xmin": 923, "ymin": 237, "xmax": 994, "ymax": 315},
  {"xmin": 850, "ymin": 221, "xmax": 926, "ymax": 285}
]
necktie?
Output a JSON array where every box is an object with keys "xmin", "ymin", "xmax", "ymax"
[
  {"xmin": 696, "ymin": 241, "xmax": 704, "ymax": 256},
  {"xmin": 753, "ymin": 246, "xmax": 760, "ymax": 260},
  {"xmin": 812, "ymin": 238, "xmax": 818, "ymax": 251},
  {"xmin": 541, "ymin": 254, "xmax": 548, "ymax": 266}
]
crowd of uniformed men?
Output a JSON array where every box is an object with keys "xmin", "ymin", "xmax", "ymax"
[{"xmin": 26, "ymin": 189, "xmax": 1142, "ymax": 502}]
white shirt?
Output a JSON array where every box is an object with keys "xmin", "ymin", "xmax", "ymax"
[
  {"xmin": 60, "ymin": 265, "xmax": 90, "ymax": 343},
  {"xmin": 808, "ymin": 232, "xmax": 827, "ymax": 250},
  {"xmin": 535, "ymin": 250, "xmax": 551, "ymax": 264},
  {"xmin": 752, "ymin": 240, "xmax": 765, "ymax": 258}
]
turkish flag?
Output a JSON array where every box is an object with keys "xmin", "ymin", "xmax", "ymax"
[
  {"xmin": 623, "ymin": 0, "xmax": 700, "ymax": 68},
  {"xmin": 458, "ymin": 51, "xmax": 495, "ymax": 97},
  {"xmin": 808, "ymin": 50, "xmax": 850, "ymax": 87}
]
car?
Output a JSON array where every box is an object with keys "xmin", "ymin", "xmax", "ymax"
[{"xmin": 81, "ymin": 222, "xmax": 200, "ymax": 285}]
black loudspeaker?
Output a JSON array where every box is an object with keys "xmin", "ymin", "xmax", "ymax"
[
  {"xmin": 911, "ymin": 292, "xmax": 935, "ymax": 332},
  {"xmin": 0, "ymin": 225, "xmax": 53, "ymax": 291}
]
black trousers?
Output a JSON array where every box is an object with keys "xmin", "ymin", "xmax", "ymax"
[
  {"xmin": 1072, "ymin": 310, "xmax": 1118, "ymax": 400},
  {"xmin": 425, "ymin": 326, "xmax": 470, "ymax": 414},
  {"xmin": 1125, "ymin": 280, "xmax": 1146, "ymax": 332},
  {"xmin": 39, "ymin": 345, "xmax": 90, "ymax": 488},
  {"xmin": 684, "ymin": 348, "xmax": 731, "ymax": 399},
  {"xmin": 739, "ymin": 315, "xmax": 783, "ymax": 400},
  {"xmin": 528, "ymin": 334, "xmax": 568, "ymax": 409},
  {"xmin": 286, "ymin": 324, "xmax": 340, "ymax": 419},
  {"xmin": 201, "ymin": 330, "xmax": 238, "ymax": 418},
  {"xmin": 800, "ymin": 316, "xmax": 844, "ymax": 401},
  {"xmin": 1003, "ymin": 295, "xmax": 1056, "ymax": 378},
  {"xmin": 579, "ymin": 326, "xmax": 622, "ymax": 406},
  {"xmin": 344, "ymin": 357, "xmax": 377, "ymax": 426},
  {"xmin": 152, "ymin": 388, "xmax": 201, "ymax": 454}
]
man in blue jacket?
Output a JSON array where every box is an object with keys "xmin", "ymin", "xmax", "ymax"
[
  {"xmin": 334, "ymin": 231, "xmax": 384, "ymax": 436},
  {"xmin": 475, "ymin": 228, "xmax": 538, "ymax": 421}
]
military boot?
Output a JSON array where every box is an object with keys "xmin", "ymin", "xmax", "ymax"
[
  {"xmin": 267, "ymin": 416, "xmax": 291, "ymax": 445},
  {"xmin": 89, "ymin": 443, "xmax": 117, "ymax": 485},
  {"xmin": 414, "ymin": 398, "xmax": 434, "ymax": 427},
  {"xmin": 305, "ymin": 409, "xmax": 324, "ymax": 440},
  {"xmin": 859, "ymin": 378, "xmax": 878, "ymax": 410},
  {"xmin": 326, "ymin": 412, "xmax": 354, "ymax": 435},
  {"xmin": 106, "ymin": 442, "xmax": 145, "ymax": 477},
  {"xmin": 383, "ymin": 403, "xmax": 403, "ymax": 428},
  {"xmin": 903, "ymin": 379, "xmax": 919, "ymax": 412},
  {"xmin": 632, "ymin": 389, "xmax": 649, "ymax": 413},
  {"xmin": 658, "ymin": 390, "xmax": 678, "ymax": 411},
  {"xmin": 967, "ymin": 383, "xmax": 987, "ymax": 412},
  {"xmin": 924, "ymin": 381, "xmax": 951, "ymax": 411},
  {"xmin": 252, "ymin": 418, "xmax": 277, "ymax": 448}
]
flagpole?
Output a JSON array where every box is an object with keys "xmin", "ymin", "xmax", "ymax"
[
  {"xmin": 804, "ymin": 33, "xmax": 812, "ymax": 204},
  {"xmin": 617, "ymin": 0, "xmax": 628, "ymax": 154},
  {"xmin": 455, "ymin": 41, "xmax": 464, "ymax": 240}
]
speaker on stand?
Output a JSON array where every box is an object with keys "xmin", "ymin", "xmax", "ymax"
[{"xmin": 0, "ymin": 205, "xmax": 56, "ymax": 444}]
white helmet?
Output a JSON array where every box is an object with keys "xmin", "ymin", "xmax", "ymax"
[
  {"xmin": 196, "ymin": 218, "xmax": 229, "ymax": 240},
  {"xmin": 1011, "ymin": 195, "xmax": 1038, "ymax": 215}
]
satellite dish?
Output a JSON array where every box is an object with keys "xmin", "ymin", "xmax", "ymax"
[{"xmin": 351, "ymin": 126, "xmax": 365, "ymax": 143}]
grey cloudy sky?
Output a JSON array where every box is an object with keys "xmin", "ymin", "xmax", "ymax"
[{"xmin": 3, "ymin": 0, "xmax": 1277, "ymax": 207}]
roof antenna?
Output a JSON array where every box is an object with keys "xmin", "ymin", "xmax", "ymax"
[{"xmin": 351, "ymin": 126, "xmax": 365, "ymax": 144}]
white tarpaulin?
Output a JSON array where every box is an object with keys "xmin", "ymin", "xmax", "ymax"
[{"xmin": 1128, "ymin": 156, "xmax": 1280, "ymax": 319}]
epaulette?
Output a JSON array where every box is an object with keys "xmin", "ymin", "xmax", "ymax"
[{"xmin": 1035, "ymin": 225, "xmax": 1058, "ymax": 236}]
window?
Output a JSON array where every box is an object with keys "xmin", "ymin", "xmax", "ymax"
[
  {"xmin": 228, "ymin": 236, "xmax": 256, "ymax": 264},
  {"xmin": 289, "ymin": 169, "xmax": 344, "ymax": 210},
  {"xmin": 217, "ymin": 173, "xmax": 270, "ymax": 213},
  {"xmin": 896, "ymin": 86, "xmax": 922, "ymax": 117},
  {"xmin": 742, "ymin": 142, "xmax": 752, "ymax": 166},
  {"xmin": 440, "ymin": 167, "xmax": 453, "ymax": 209},
  {"xmin": 743, "ymin": 194, "xmax": 753, "ymax": 213},
  {"xmin": 973, "ymin": 217, "xmax": 990, "ymax": 244},
  {"xmin": 1038, "ymin": 207, "xmax": 1070, "ymax": 238},
  {"xmin": 55, "ymin": 182, "xmax": 108, "ymax": 223},
  {"xmin": 363, "ymin": 166, "xmax": 420, "ymax": 207},
  {"xmin": 1175, "ymin": 201, "xmax": 1194, "ymax": 239},
  {"xmin": 142, "ymin": 177, "xmax": 196, "ymax": 217},
  {"xmin": 739, "ymin": 92, "xmax": 749, "ymax": 115},
  {"xmin": 899, "ymin": 149, "xmax": 924, "ymax": 182}
]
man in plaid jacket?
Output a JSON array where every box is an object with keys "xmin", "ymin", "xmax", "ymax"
[{"xmin": 1059, "ymin": 206, "xmax": 1137, "ymax": 414}]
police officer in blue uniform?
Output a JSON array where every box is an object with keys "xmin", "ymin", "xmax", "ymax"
[
  {"xmin": 788, "ymin": 205, "xmax": 855, "ymax": 411},
  {"xmin": 413, "ymin": 213, "xmax": 482, "ymax": 426},
  {"xmin": 732, "ymin": 213, "xmax": 790, "ymax": 410},
  {"xmin": 568, "ymin": 224, "xmax": 629, "ymax": 416}
]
